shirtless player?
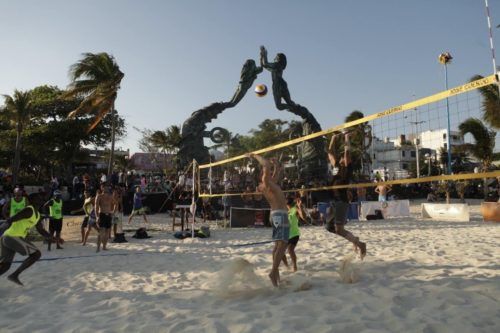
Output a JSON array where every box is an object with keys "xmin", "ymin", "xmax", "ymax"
[
  {"xmin": 95, "ymin": 183, "xmax": 116, "ymax": 252},
  {"xmin": 246, "ymin": 153, "xmax": 289, "ymax": 287}
]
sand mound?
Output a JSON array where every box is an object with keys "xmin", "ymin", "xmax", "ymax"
[
  {"xmin": 338, "ymin": 254, "xmax": 361, "ymax": 284},
  {"xmin": 210, "ymin": 258, "xmax": 268, "ymax": 298}
]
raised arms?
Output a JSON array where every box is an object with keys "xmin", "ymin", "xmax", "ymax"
[
  {"xmin": 328, "ymin": 132, "xmax": 351, "ymax": 167},
  {"xmin": 328, "ymin": 133, "xmax": 339, "ymax": 167},
  {"xmin": 260, "ymin": 46, "xmax": 275, "ymax": 70},
  {"xmin": 246, "ymin": 153, "xmax": 272, "ymax": 187}
]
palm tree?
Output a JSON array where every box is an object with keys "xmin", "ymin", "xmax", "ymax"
[
  {"xmin": 65, "ymin": 52, "xmax": 124, "ymax": 176},
  {"xmin": 344, "ymin": 110, "xmax": 372, "ymax": 174},
  {"xmin": 459, "ymin": 118, "xmax": 496, "ymax": 197},
  {"xmin": 470, "ymin": 75, "xmax": 500, "ymax": 129},
  {"xmin": 2, "ymin": 90, "xmax": 33, "ymax": 185}
]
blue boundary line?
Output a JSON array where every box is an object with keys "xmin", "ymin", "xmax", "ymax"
[
  {"xmin": 11, "ymin": 240, "xmax": 275, "ymax": 263},
  {"xmin": 13, "ymin": 251, "xmax": 163, "ymax": 263},
  {"xmin": 226, "ymin": 240, "xmax": 274, "ymax": 247}
]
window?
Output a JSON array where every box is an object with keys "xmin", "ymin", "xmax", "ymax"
[
  {"xmin": 443, "ymin": 133, "xmax": 447, "ymax": 139},
  {"xmin": 411, "ymin": 151, "xmax": 416, "ymax": 158},
  {"xmin": 373, "ymin": 154, "xmax": 376, "ymax": 159},
  {"xmin": 444, "ymin": 143, "xmax": 447, "ymax": 149},
  {"xmin": 402, "ymin": 163, "xmax": 408, "ymax": 170},
  {"xmin": 402, "ymin": 151, "xmax": 406, "ymax": 157}
]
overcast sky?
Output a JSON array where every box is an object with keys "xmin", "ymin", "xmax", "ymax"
[{"xmin": 1, "ymin": 0, "xmax": 499, "ymax": 153}]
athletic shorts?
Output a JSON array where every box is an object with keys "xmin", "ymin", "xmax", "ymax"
[
  {"xmin": 99, "ymin": 213, "xmax": 112, "ymax": 229},
  {"xmin": 81, "ymin": 216, "xmax": 89, "ymax": 228},
  {"xmin": 0, "ymin": 235, "xmax": 39, "ymax": 264},
  {"xmin": 132, "ymin": 208, "xmax": 146, "ymax": 215},
  {"xmin": 325, "ymin": 201, "xmax": 349, "ymax": 232},
  {"xmin": 88, "ymin": 217, "xmax": 97, "ymax": 227},
  {"xmin": 49, "ymin": 218, "xmax": 63, "ymax": 233},
  {"xmin": 270, "ymin": 210, "xmax": 289, "ymax": 242},
  {"xmin": 378, "ymin": 195, "xmax": 387, "ymax": 202},
  {"xmin": 288, "ymin": 235, "xmax": 300, "ymax": 246}
]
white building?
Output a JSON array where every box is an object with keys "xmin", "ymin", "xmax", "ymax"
[
  {"xmin": 370, "ymin": 136, "xmax": 416, "ymax": 179},
  {"xmin": 419, "ymin": 129, "xmax": 464, "ymax": 158}
]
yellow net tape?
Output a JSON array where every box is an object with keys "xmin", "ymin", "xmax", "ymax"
[
  {"xmin": 199, "ymin": 171, "xmax": 500, "ymax": 198},
  {"xmin": 199, "ymin": 73, "xmax": 498, "ymax": 170}
]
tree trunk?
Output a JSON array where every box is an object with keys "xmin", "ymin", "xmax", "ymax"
[
  {"xmin": 12, "ymin": 125, "xmax": 22, "ymax": 186},
  {"xmin": 108, "ymin": 107, "xmax": 116, "ymax": 178}
]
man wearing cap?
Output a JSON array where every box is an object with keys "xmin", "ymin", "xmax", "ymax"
[
  {"xmin": 2, "ymin": 187, "xmax": 29, "ymax": 220},
  {"xmin": 43, "ymin": 190, "xmax": 64, "ymax": 250}
]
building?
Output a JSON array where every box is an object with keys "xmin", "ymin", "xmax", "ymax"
[
  {"xmin": 128, "ymin": 152, "xmax": 175, "ymax": 173},
  {"xmin": 73, "ymin": 148, "xmax": 130, "ymax": 174},
  {"xmin": 370, "ymin": 136, "xmax": 416, "ymax": 179},
  {"xmin": 419, "ymin": 129, "xmax": 464, "ymax": 158}
]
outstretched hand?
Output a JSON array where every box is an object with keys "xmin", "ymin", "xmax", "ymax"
[{"xmin": 260, "ymin": 46, "xmax": 267, "ymax": 57}]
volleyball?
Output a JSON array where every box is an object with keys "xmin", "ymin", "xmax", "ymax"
[{"xmin": 254, "ymin": 84, "xmax": 268, "ymax": 97}]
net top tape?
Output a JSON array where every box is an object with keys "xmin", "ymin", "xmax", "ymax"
[
  {"xmin": 199, "ymin": 171, "xmax": 500, "ymax": 198},
  {"xmin": 199, "ymin": 73, "xmax": 498, "ymax": 169}
]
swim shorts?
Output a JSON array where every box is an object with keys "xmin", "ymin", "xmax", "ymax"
[
  {"xmin": 288, "ymin": 235, "xmax": 299, "ymax": 246},
  {"xmin": 99, "ymin": 213, "xmax": 112, "ymax": 229},
  {"xmin": 270, "ymin": 210, "xmax": 289, "ymax": 242},
  {"xmin": 325, "ymin": 201, "xmax": 349, "ymax": 232},
  {"xmin": 0, "ymin": 235, "xmax": 39, "ymax": 264},
  {"xmin": 49, "ymin": 218, "xmax": 63, "ymax": 233}
]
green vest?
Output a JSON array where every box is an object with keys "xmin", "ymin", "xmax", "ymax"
[
  {"xmin": 10, "ymin": 197, "xmax": 26, "ymax": 217},
  {"xmin": 4, "ymin": 206, "xmax": 40, "ymax": 238},
  {"xmin": 49, "ymin": 199, "xmax": 63, "ymax": 219},
  {"xmin": 83, "ymin": 198, "xmax": 93, "ymax": 216},
  {"xmin": 288, "ymin": 206, "xmax": 300, "ymax": 239}
]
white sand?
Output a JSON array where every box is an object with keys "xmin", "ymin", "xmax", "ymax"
[{"xmin": 1, "ymin": 202, "xmax": 499, "ymax": 333}]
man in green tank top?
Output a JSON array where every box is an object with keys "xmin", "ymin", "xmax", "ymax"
[
  {"xmin": 43, "ymin": 190, "xmax": 64, "ymax": 251},
  {"xmin": 0, "ymin": 194, "xmax": 54, "ymax": 286},
  {"xmin": 2, "ymin": 187, "xmax": 29, "ymax": 219}
]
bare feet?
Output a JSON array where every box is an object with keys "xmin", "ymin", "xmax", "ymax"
[
  {"xmin": 7, "ymin": 274, "xmax": 23, "ymax": 286},
  {"xmin": 358, "ymin": 241, "xmax": 367, "ymax": 260},
  {"xmin": 292, "ymin": 266, "xmax": 297, "ymax": 273},
  {"xmin": 269, "ymin": 271, "xmax": 279, "ymax": 287},
  {"xmin": 353, "ymin": 237, "xmax": 360, "ymax": 253}
]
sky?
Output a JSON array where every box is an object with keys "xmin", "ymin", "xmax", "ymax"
[{"xmin": 0, "ymin": 0, "xmax": 499, "ymax": 153}]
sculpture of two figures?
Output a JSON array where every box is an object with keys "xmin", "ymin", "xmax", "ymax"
[{"xmin": 178, "ymin": 46, "xmax": 327, "ymax": 182}]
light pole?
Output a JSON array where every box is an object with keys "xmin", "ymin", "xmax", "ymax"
[
  {"xmin": 439, "ymin": 52, "xmax": 453, "ymax": 174},
  {"xmin": 425, "ymin": 153, "xmax": 434, "ymax": 176},
  {"xmin": 409, "ymin": 119, "xmax": 425, "ymax": 177},
  {"xmin": 406, "ymin": 98, "xmax": 425, "ymax": 178},
  {"xmin": 484, "ymin": 0, "xmax": 500, "ymax": 98}
]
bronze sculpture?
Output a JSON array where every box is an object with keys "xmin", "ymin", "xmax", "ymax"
[{"xmin": 178, "ymin": 47, "xmax": 327, "ymax": 181}]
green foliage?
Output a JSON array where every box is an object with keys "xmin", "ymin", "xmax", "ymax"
[
  {"xmin": 470, "ymin": 75, "xmax": 500, "ymax": 129},
  {"xmin": 138, "ymin": 125, "xmax": 181, "ymax": 154},
  {"xmin": 65, "ymin": 52, "xmax": 124, "ymax": 132},
  {"xmin": 342, "ymin": 110, "xmax": 372, "ymax": 173},
  {"xmin": 223, "ymin": 119, "xmax": 301, "ymax": 159},
  {"xmin": 458, "ymin": 118, "xmax": 496, "ymax": 170},
  {"xmin": 0, "ymin": 85, "xmax": 126, "ymax": 183}
]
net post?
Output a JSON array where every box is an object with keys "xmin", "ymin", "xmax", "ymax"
[{"xmin": 191, "ymin": 159, "xmax": 196, "ymax": 238}]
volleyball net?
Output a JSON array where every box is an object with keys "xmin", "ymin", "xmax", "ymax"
[{"xmin": 197, "ymin": 73, "xmax": 500, "ymax": 198}]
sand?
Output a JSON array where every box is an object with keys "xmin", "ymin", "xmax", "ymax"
[{"xmin": 0, "ymin": 201, "xmax": 499, "ymax": 333}]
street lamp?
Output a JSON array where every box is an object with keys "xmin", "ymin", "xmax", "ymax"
[
  {"xmin": 438, "ymin": 52, "xmax": 453, "ymax": 174},
  {"xmin": 425, "ymin": 153, "xmax": 432, "ymax": 176}
]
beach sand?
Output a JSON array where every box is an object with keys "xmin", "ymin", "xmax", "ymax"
[{"xmin": 1, "ymin": 201, "xmax": 499, "ymax": 333}]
